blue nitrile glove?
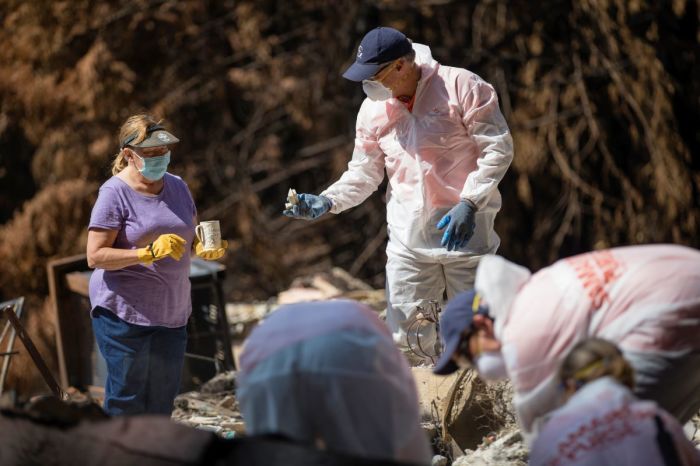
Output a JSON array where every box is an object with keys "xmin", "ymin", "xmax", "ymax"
[
  {"xmin": 283, "ymin": 193, "xmax": 332, "ymax": 220},
  {"xmin": 436, "ymin": 201, "xmax": 476, "ymax": 251}
]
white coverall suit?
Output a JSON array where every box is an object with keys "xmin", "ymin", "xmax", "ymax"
[{"xmin": 321, "ymin": 44, "xmax": 514, "ymax": 351}]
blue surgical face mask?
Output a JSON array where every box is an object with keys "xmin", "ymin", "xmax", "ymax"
[{"xmin": 133, "ymin": 151, "xmax": 170, "ymax": 181}]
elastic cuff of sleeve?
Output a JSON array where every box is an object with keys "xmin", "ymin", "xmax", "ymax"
[
  {"xmin": 323, "ymin": 195, "xmax": 338, "ymax": 213},
  {"xmin": 461, "ymin": 198, "xmax": 478, "ymax": 210}
]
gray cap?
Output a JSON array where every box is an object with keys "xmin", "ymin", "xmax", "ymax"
[{"xmin": 120, "ymin": 124, "xmax": 180, "ymax": 149}]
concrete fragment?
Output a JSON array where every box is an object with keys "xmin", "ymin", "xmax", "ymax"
[
  {"xmin": 412, "ymin": 367, "xmax": 462, "ymax": 422},
  {"xmin": 688, "ymin": 414, "xmax": 700, "ymax": 447},
  {"xmin": 442, "ymin": 370, "xmax": 509, "ymax": 452},
  {"xmin": 200, "ymin": 371, "xmax": 237, "ymax": 394},
  {"xmin": 172, "ymin": 387, "xmax": 244, "ymax": 438},
  {"xmin": 195, "ymin": 424, "xmax": 222, "ymax": 434},
  {"xmin": 220, "ymin": 419, "xmax": 247, "ymax": 435},
  {"xmin": 216, "ymin": 394, "xmax": 238, "ymax": 411},
  {"xmin": 451, "ymin": 429, "xmax": 528, "ymax": 466}
]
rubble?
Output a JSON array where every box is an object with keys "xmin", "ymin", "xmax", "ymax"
[
  {"xmin": 411, "ymin": 365, "xmax": 521, "ymax": 463},
  {"xmin": 226, "ymin": 267, "xmax": 385, "ymax": 331},
  {"xmin": 451, "ymin": 429, "xmax": 528, "ymax": 466},
  {"xmin": 217, "ymin": 268, "xmax": 526, "ymax": 463},
  {"xmin": 199, "ymin": 370, "xmax": 237, "ymax": 394},
  {"xmin": 277, "ymin": 267, "xmax": 384, "ymax": 310},
  {"xmin": 172, "ymin": 373, "xmax": 245, "ymax": 439},
  {"xmin": 690, "ymin": 414, "xmax": 700, "ymax": 447},
  {"xmin": 174, "ymin": 268, "xmax": 698, "ymax": 463},
  {"xmin": 412, "ymin": 367, "xmax": 463, "ymax": 423}
]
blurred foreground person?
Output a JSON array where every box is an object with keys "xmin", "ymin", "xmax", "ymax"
[
  {"xmin": 530, "ymin": 338, "xmax": 700, "ymax": 466},
  {"xmin": 86, "ymin": 114, "xmax": 226, "ymax": 415},
  {"xmin": 237, "ymin": 300, "xmax": 432, "ymax": 465},
  {"xmin": 0, "ymin": 395, "xmax": 427, "ymax": 466},
  {"xmin": 432, "ymin": 244, "xmax": 700, "ymax": 442},
  {"xmin": 283, "ymin": 26, "xmax": 513, "ymax": 356}
]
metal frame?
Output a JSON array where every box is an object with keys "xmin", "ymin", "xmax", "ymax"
[
  {"xmin": 0, "ymin": 298, "xmax": 65, "ymax": 399},
  {"xmin": 47, "ymin": 254, "xmax": 92, "ymax": 389},
  {"xmin": 182, "ymin": 269, "xmax": 235, "ymax": 389},
  {"xmin": 0, "ymin": 297, "xmax": 24, "ymax": 395},
  {"xmin": 405, "ymin": 300, "xmax": 443, "ymax": 364}
]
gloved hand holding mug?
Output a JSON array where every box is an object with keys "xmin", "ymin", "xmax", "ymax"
[
  {"xmin": 137, "ymin": 233, "xmax": 186, "ymax": 264},
  {"xmin": 283, "ymin": 194, "xmax": 332, "ymax": 220},
  {"xmin": 437, "ymin": 201, "xmax": 476, "ymax": 251},
  {"xmin": 194, "ymin": 237, "xmax": 228, "ymax": 261}
]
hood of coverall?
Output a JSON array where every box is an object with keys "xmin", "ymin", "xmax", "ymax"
[
  {"xmin": 474, "ymin": 254, "xmax": 532, "ymax": 340},
  {"xmin": 398, "ymin": 43, "xmax": 439, "ymax": 104}
]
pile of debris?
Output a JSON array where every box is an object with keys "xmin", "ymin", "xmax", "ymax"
[
  {"xmin": 451, "ymin": 428, "xmax": 528, "ymax": 466},
  {"xmin": 225, "ymin": 267, "xmax": 386, "ymax": 364},
  {"xmin": 172, "ymin": 268, "xmax": 524, "ymax": 465},
  {"xmin": 172, "ymin": 371, "xmax": 243, "ymax": 439},
  {"xmin": 176, "ymin": 268, "xmax": 386, "ymax": 437},
  {"xmin": 227, "ymin": 267, "xmax": 385, "ymax": 322},
  {"xmin": 173, "ymin": 268, "xmax": 528, "ymax": 465},
  {"xmin": 172, "ymin": 367, "xmax": 524, "ymax": 465}
]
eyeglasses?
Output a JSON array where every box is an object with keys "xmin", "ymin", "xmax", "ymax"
[{"xmin": 370, "ymin": 61, "xmax": 397, "ymax": 83}]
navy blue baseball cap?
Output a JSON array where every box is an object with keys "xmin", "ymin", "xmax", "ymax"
[
  {"xmin": 433, "ymin": 290, "xmax": 490, "ymax": 375},
  {"xmin": 342, "ymin": 27, "xmax": 413, "ymax": 82}
]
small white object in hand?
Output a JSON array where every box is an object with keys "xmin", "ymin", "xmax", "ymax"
[{"xmin": 285, "ymin": 188, "xmax": 299, "ymax": 210}]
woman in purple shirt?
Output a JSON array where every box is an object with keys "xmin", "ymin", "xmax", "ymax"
[{"xmin": 86, "ymin": 114, "xmax": 227, "ymax": 415}]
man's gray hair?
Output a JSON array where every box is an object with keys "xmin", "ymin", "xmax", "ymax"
[{"xmin": 401, "ymin": 39, "xmax": 416, "ymax": 63}]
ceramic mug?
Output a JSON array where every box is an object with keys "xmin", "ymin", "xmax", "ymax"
[{"xmin": 195, "ymin": 220, "xmax": 222, "ymax": 251}]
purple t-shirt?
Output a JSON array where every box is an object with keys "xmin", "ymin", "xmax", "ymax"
[{"xmin": 88, "ymin": 173, "xmax": 196, "ymax": 327}]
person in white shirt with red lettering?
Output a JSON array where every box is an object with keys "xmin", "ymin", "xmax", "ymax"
[
  {"xmin": 433, "ymin": 244, "xmax": 700, "ymax": 443},
  {"xmin": 530, "ymin": 338, "xmax": 700, "ymax": 466}
]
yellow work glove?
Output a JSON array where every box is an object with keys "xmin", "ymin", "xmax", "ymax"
[
  {"xmin": 194, "ymin": 237, "xmax": 228, "ymax": 261},
  {"xmin": 137, "ymin": 233, "xmax": 186, "ymax": 264}
]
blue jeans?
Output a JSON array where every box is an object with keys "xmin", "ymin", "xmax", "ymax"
[{"xmin": 92, "ymin": 306, "xmax": 187, "ymax": 416}]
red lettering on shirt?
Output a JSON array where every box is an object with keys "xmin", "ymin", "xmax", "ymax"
[
  {"xmin": 565, "ymin": 251, "xmax": 623, "ymax": 311},
  {"xmin": 548, "ymin": 405, "xmax": 656, "ymax": 466}
]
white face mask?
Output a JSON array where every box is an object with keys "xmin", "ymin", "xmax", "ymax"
[
  {"xmin": 474, "ymin": 351, "xmax": 508, "ymax": 381},
  {"xmin": 362, "ymin": 80, "xmax": 392, "ymax": 101}
]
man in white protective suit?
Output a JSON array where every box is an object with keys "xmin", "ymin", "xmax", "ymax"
[{"xmin": 283, "ymin": 27, "xmax": 514, "ymax": 355}]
